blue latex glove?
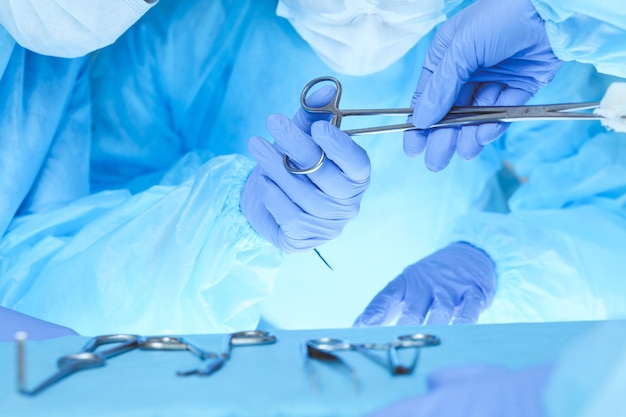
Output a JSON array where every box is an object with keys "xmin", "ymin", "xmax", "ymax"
[
  {"xmin": 0, "ymin": 307, "xmax": 78, "ymax": 341},
  {"xmin": 241, "ymin": 87, "xmax": 370, "ymax": 252},
  {"xmin": 405, "ymin": 0, "xmax": 563, "ymax": 172},
  {"xmin": 354, "ymin": 242, "xmax": 496, "ymax": 326},
  {"xmin": 367, "ymin": 364, "xmax": 553, "ymax": 417}
]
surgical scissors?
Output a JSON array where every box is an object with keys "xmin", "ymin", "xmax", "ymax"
[
  {"xmin": 139, "ymin": 336, "xmax": 217, "ymax": 361},
  {"xmin": 306, "ymin": 333, "xmax": 440, "ymax": 376},
  {"xmin": 305, "ymin": 342, "xmax": 360, "ymax": 394},
  {"xmin": 18, "ymin": 334, "xmax": 143, "ymax": 396},
  {"xmin": 177, "ymin": 330, "xmax": 277, "ymax": 376},
  {"xmin": 284, "ymin": 75, "xmax": 606, "ymax": 174}
]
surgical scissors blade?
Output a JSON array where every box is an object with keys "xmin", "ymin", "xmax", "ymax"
[
  {"xmin": 21, "ymin": 352, "xmax": 106, "ymax": 396},
  {"xmin": 18, "ymin": 334, "xmax": 146, "ymax": 396},
  {"xmin": 284, "ymin": 75, "xmax": 607, "ymax": 174}
]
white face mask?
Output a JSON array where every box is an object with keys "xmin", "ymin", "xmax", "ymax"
[
  {"xmin": 0, "ymin": 0, "xmax": 158, "ymax": 58},
  {"xmin": 277, "ymin": 0, "xmax": 462, "ymax": 76}
]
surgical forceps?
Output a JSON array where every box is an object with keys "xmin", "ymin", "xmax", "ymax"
[
  {"xmin": 306, "ymin": 333, "xmax": 440, "ymax": 376},
  {"xmin": 18, "ymin": 334, "xmax": 142, "ymax": 396},
  {"xmin": 177, "ymin": 330, "xmax": 277, "ymax": 376},
  {"xmin": 284, "ymin": 75, "xmax": 606, "ymax": 174}
]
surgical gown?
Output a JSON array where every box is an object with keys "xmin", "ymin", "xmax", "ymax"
[
  {"xmin": 2, "ymin": 0, "xmax": 626, "ymax": 335},
  {"xmin": 0, "ymin": 27, "xmax": 90, "ymax": 240},
  {"xmin": 443, "ymin": 0, "xmax": 626, "ymax": 323},
  {"xmin": 531, "ymin": 0, "xmax": 626, "ymax": 78},
  {"xmin": 88, "ymin": 0, "xmax": 626, "ymax": 328},
  {"xmin": 89, "ymin": 0, "xmax": 503, "ymax": 330},
  {"xmin": 0, "ymin": 5, "xmax": 281, "ymax": 335}
]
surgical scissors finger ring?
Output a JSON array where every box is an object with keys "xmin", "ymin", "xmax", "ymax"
[{"xmin": 283, "ymin": 76, "xmax": 345, "ymax": 175}]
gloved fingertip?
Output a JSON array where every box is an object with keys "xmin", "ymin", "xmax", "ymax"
[
  {"xmin": 475, "ymin": 123, "xmax": 505, "ymax": 145},
  {"xmin": 403, "ymin": 130, "xmax": 427, "ymax": 157},
  {"xmin": 247, "ymin": 136, "xmax": 276, "ymax": 163},
  {"xmin": 397, "ymin": 315, "xmax": 424, "ymax": 326},
  {"xmin": 247, "ymin": 135, "xmax": 267, "ymax": 152},
  {"xmin": 305, "ymin": 85, "xmax": 337, "ymax": 107},
  {"xmin": 451, "ymin": 316, "xmax": 475, "ymax": 325},
  {"xmin": 352, "ymin": 316, "xmax": 367, "ymax": 328},
  {"xmin": 310, "ymin": 119, "xmax": 332, "ymax": 136},
  {"xmin": 355, "ymin": 313, "xmax": 380, "ymax": 327},
  {"xmin": 265, "ymin": 113, "xmax": 290, "ymax": 131},
  {"xmin": 424, "ymin": 158, "xmax": 447, "ymax": 173},
  {"xmin": 425, "ymin": 312, "xmax": 451, "ymax": 325},
  {"xmin": 456, "ymin": 132, "xmax": 483, "ymax": 161}
]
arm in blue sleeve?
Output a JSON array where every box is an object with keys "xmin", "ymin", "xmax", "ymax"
[
  {"xmin": 530, "ymin": 0, "xmax": 626, "ymax": 77},
  {"xmin": 2, "ymin": 153, "xmax": 282, "ymax": 335},
  {"xmin": 444, "ymin": 132, "xmax": 626, "ymax": 323}
]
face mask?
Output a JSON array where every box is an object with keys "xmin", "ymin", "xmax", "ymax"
[
  {"xmin": 0, "ymin": 0, "xmax": 158, "ymax": 58},
  {"xmin": 277, "ymin": 0, "xmax": 462, "ymax": 76}
]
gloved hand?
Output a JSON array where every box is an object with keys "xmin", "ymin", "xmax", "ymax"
[
  {"xmin": 366, "ymin": 364, "xmax": 553, "ymax": 417},
  {"xmin": 241, "ymin": 86, "xmax": 370, "ymax": 252},
  {"xmin": 0, "ymin": 307, "xmax": 78, "ymax": 341},
  {"xmin": 354, "ymin": 242, "xmax": 496, "ymax": 326},
  {"xmin": 405, "ymin": 0, "xmax": 563, "ymax": 172}
]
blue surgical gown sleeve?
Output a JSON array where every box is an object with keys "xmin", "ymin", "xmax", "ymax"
[
  {"xmin": 530, "ymin": 0, "xmax": 626, "ymax": 78},
  {"xmin": 1, "ymin": 152, "xmax": 281, "ymax": 335},
  {"xmin": 543, "ymin": 321, "xmax": 626, "ymax": 417},
  {"xmin": 442, "ymin": 62, "xmax": 626, "ymax": 323},
  {"xmin": 0, "ymin": 27, "xmax": 90, "ymax": 238}
]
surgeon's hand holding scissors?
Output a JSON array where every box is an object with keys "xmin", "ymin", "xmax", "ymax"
[
  {"xmin": 241, "ymin": 86, "xmax": 370, "ymax": 252},
  {"xmin": 406, "ymin": 0, "xmax": 563, "ymax": 171}
]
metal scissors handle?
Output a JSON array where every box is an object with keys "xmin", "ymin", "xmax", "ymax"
[
  {"xmin": 139, "ymin": 336, "xmax": 217, "ymax": 361},
  {"xmin": 284, "ymin": 76, "xmax": 606, "ymax": 175},
  {"xmin": 177, "ymin": 330, "xmax": 277, "ymax": 377},
  {"xmin": 307, "ymin": 337, "xmax": 392, "ymax": 372},
  {"xmin": 387, "ymin": 333, "xmax": 441, "ymax": 375}
]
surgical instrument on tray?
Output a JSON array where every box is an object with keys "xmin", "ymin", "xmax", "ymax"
[
  {"xmin": 284, "ymin": 75, "xmax": 609, "ymax": 174},
  {"xmin": 305, "ymin": 333, "xmax": 441, "ymax": 376},
  {"xmin": 81, "ymin": 333, "xmax": 143, "ymax": 358},
  {"xmin": 177, "ymin": 330, "xmax": 277, "ymax": 376},
  {"xmin": 18, "ymin": 333, "xmax": 144, "ymax": 396},
  {"xmin": 139, "ymin": 336, "xmax": 217, "ymax": 361},
  {"xmin": 306, "ymin": 342, "xmax": 360, "ymax": 394}
]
